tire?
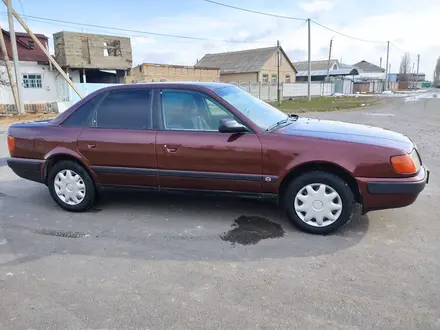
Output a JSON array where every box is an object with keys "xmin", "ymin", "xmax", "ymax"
[
  {"xmin": 47, "ymin": 160, "xmax": 96, "ymax": 212},
  {"xmin": 283, "ymin": 171, "xmax": 356, "ymax": 235}
]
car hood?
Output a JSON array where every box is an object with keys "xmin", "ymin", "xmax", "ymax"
[{"xmin": 277, "ymin": 117, "xmax": 413, "ymax": 152}]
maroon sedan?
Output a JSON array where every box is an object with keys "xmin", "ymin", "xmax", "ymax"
[{"xmin": 6, "ymin": 82, "xmax": 429, "ymax": 234}]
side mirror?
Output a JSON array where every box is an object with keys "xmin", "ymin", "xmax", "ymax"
[{"xmin": 218, "ymin": 118, "xmax": 248, "ymax": 133}]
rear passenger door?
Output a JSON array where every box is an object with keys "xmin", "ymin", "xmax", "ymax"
[{"xmin": 74, "ymin": 88, "xmax": 158, "ymax": 188}]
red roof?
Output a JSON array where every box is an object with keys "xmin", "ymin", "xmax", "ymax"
[{"xmin": 1, "ymin": 29, "xmax": 49, "ymax": 62}]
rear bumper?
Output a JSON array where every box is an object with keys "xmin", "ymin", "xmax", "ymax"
[
  {"xmin": 7, "ymin": 157, "xmax": 44, "ymax": 183},
  {"xmin": 357, "ymin": 166, "xmax": 429, "ymax": 213}
]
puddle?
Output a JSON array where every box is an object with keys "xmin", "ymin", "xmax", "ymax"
[{"xmin": 220, "ymin": 216, "xmax": 285, "ymax": 246}]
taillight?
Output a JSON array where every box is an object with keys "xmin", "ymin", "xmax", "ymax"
[
  {"xmin": 7, "ymin": 136, "xmax": 15, "ymax": 152},
  {"xmin": 390, "ymin": 150, "xmax": 420, "ymax": 174}
]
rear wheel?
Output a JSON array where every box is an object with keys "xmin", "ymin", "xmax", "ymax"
[
  {"xmin": 48, "ymin": 160, "xmax": 95, "ymax": 212},
  {"xmin": 283, "ymin": 171, "xmax": 356, "ymax": 234}
]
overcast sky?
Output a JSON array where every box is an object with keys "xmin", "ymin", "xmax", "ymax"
[{"xmin": 2, "ymin": 0, "xmax": 439, "ymax": 79}]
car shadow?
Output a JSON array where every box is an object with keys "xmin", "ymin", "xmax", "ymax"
[{"xmin": 0, "ymin": 183, "xmax": 370, "ymax": 264}]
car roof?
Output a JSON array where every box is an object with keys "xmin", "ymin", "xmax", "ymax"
[{"xmin": 114, "ymin": 81, "xmax": 233, "ymax": 91}]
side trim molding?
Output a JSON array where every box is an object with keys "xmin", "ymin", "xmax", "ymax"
[{"xmin": 92, "ymin": 166, "xmax": 279, "ymax": 183}]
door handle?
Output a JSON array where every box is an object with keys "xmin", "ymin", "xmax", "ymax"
[
  {"xmin": 164, "ymin": 145, "xmax": 177, "ymax": 153},
  {"xmin": 87, "ymin": 143, "xmax": 97, "ymax": 149}
]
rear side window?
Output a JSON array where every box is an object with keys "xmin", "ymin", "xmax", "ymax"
[{"xmin": 95, "ymin": 89, "xmax": 152, "ymax": 130}]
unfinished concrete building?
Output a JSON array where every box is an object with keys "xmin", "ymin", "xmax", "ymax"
[
  {"xmin": 126, "ymin": 63, "xmax": 220, "ymax": 83},
  {"xmin": 53, "ymin": 31, "xmax": 132, "ymax": 83}
]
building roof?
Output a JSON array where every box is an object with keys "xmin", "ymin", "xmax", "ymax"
[
  {"xmin": 353, "ymin": 60, "xmax": 385, "ymax": 73},
  {"xmin": 15, "ymin": 31, "xmax": 48, "ymax": 39},
  {"xmin": 296, "ymin": 68, "xmax": 359, "ymax": 77},
  {"xmin": 293, "ymin": 59, "xmax": 339, "ymax": 71},
  {"xmin": 1, "ymin": 29, "xmax": 49, "ymax": 62},
  {"xmin": 194, "ymin": 46, "xmax": 297, "ymax": 74}
]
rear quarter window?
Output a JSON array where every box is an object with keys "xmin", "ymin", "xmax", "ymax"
[{"xmin": 61, "ymin": 95, "xmax": 103, "ymax": 127}]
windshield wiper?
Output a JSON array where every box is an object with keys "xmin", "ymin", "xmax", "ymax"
[{"xmin": 266, "ymin": 113, "xmax": 298, "ymax": 131}]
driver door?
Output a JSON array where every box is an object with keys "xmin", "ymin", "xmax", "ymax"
[{"xmin": 156, "ymin": 89, "xmax": 263, "ymax": 193}]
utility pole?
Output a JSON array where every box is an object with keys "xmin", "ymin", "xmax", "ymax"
[
  {"xmin": 384, "ymin": 41, "xmax": 390, "ymax": 92},
  {"xmin": 416, "ymin": 54, "xmax": 420, "ymax": 90},
  {"xmin": 380, "ymin": 57, "xmax": 382, "ymax": 69},
  {"xmin": 276, "ymin": 40, "xmax": 281, "ymax": 105},
  {"xmin": 412, "ymin": 62, "xmax": 415, "ymax": 89},
  {"xmin": 7, "ymin": 0, "xmax": 24, "ymax": 114},
  {"xmin": 326, "ymin": 37, "xmax": 333, "ymax": 79},
  {"xmin": 307, "ymin": 18, "xmax": 311, "ymax": 101},
  {"xmin": 0, "ymin": 24, "xmax": 19, "ymax": 108},
  {"xmin": 3, "ymin": 0, "xmax": 83, "ymax": 98},
  {"xmin": 388, "ymin": 63, "xmax": 391, "ymax": 90}
]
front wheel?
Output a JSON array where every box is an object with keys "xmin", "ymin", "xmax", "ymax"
[
  {"xmin": 48, "ymin": 160, "xmax": 96, "ymax": 212},
  {"xmin": 283, "ymin": 171, "xmax": 356, "ymax": 235}
]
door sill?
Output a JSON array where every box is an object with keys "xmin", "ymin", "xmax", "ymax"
[{"xmin": 100, "ymin": 184, "xmax": 277, "ymax": 201}]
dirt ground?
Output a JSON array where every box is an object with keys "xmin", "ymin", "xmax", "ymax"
[{"xmin": 0, "ymin": 113, "xmax": 58, "ymax": 125}]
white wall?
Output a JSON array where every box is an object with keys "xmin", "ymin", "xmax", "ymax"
[
  {"xmin": 283, "ymin": 82, "xmax": 335, "ymax": 98},
  {"xmin": 0, "ymin": 61, "xmax": 60, "ymax": 104},
  {"xmin": 67, "ymin": 69, "xmax": 81, "ymax": 83},
  {"xmin": 18, "ymin": 61, "xmax": 58, "ymax": 102},
  {"xmin": 357, "ymin": 72, "xmax": 386, "ymax": 79}
]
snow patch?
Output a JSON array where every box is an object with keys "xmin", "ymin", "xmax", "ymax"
[
  {"xmin": 365, "ymin": 113, "xmax": 395, "ymax": 117},
  {"xmin": 404, "ymin": 93, "xmax": 438, "ymax": 102}
]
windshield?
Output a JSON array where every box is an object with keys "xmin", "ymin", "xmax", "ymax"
[{"xmin": 214, "ymin": 86, "xmax": 288, "ymax": 130}]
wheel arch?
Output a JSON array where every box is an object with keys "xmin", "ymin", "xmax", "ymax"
[
  {"xmin": 278, "ymin": 161, "xmax": 362, "ymax": 205},
  {"xmin": 43, "ymin": 152, "xmax": 95, "ymax": 185}
]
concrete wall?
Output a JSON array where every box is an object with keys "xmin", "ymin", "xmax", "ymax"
[
  {"xmin": 54, "ymin": 31, "xmax": 132, "ymax": 70},
  {"xmin": 283, "ymin": 82, "xmax": 335, "ymax": 98},
  {"xmin": 126, "ymin": 63, "xmax": 220, "ymax": 83}
]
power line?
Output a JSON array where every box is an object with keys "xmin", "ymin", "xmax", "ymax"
[
  {"xmin": 17, "ymin": 0, "xmax": 26, "ymax": 23},
  {"xmin": 203, "ymin": 0, "xmax": 304, "ymax": 20},
  {"xmin": 203, "ymin": 1, "xmax": 396, "ymax": 46},
  {"xmin": 0, "ymin": 12, "xmax": 274, "ymax": 44},
  {"xmin": 390, "ymin": 42, "xmax": 408, "ymax": 54},
  {"xmin": 311, "ymin": 20, "xmax": 386, "ymax": 44}
]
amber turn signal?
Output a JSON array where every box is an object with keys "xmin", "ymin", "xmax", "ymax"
[
  {"xmin": 7, "ymin": 136, "xmax": 15, "ymax": 152},
  {"xmin": 390, "ymin": 154, "xmax": 417, "ymax": 174}
]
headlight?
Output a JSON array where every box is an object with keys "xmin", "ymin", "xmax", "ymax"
[{"xmin": 391, "ymin": 149, "xmax": 421, "ymax": 174}]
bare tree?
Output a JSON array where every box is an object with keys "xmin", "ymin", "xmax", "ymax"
[
  {"xmin": 0, "ymin": 60, "xmax": 11, "ymax": 87},
  {"xmin": 399, "ymin": 53, "xmax": 411, "ymax": 82}
]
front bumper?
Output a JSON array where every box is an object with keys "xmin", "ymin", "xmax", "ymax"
[
  {"xmin": 357, "ymin": 166, "xmax": 429, "ymax": 213},
  {"xmin": 7, "ymin": 157, "xmax": 45, "ymax": 183},
  {"xmin": 367, "ymin": 166, "xmax": 429, "ymax": 194}
]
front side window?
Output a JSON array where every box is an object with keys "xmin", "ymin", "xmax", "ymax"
[
  {"xmin": 23, "ymin": 74, "xmax": 42, "ymax": 88},
  {"xmin": 214, "ymin": 85, "xmax": 287, "ymax": 131},
  {"xmin": 161, "ymin": 90, "xmax": 233, "ymax": 131},
  {"xmin": 94, "ymin": 89, "xmax": 152, "ymax": 130}
]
